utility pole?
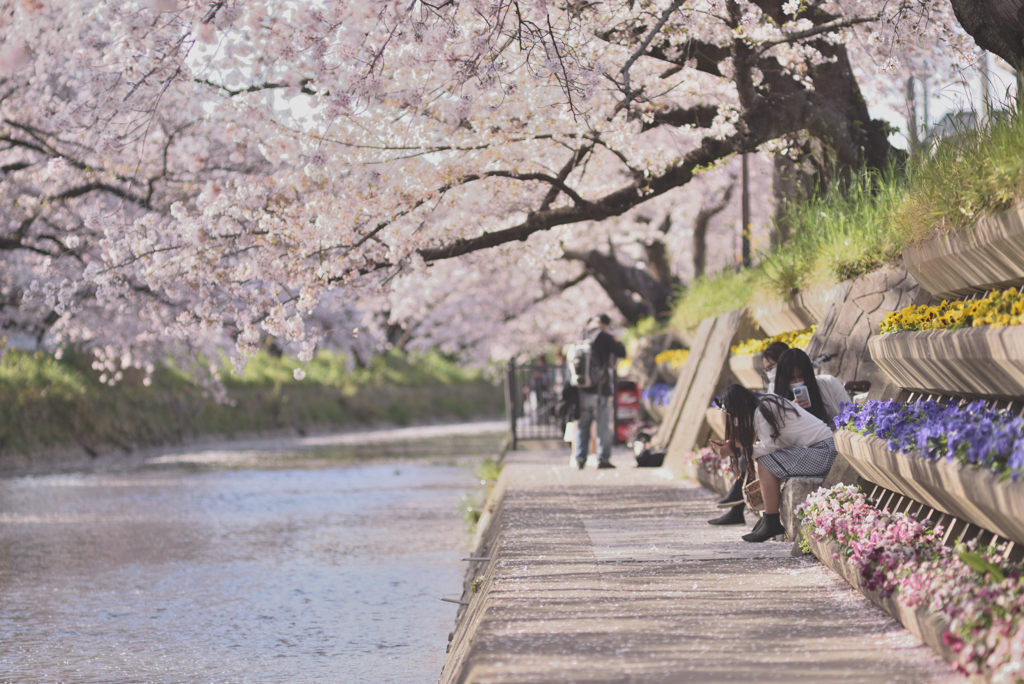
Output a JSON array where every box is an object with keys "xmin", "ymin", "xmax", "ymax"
[
  {"xmin": 980, "ymin": 51, "xmax": 991, "ymax": 126},
  {"xmin": 906, "ymin": 76, "xmax": 920, "ymax": 152},
  {"xmin": 741, "ymin": 152, "xmax": 751, "ymax": 269},
  {"xmin": 922, "ymin": 80, "xmax": 930, "ymax": 140}
]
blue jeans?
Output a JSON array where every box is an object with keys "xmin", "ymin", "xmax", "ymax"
[{"xmin": 575, "ymin": 392, "xmax": 612, "ymax": 465}]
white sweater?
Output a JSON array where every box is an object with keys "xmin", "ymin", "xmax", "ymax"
[
  {"xmin": 816, "ymin": 375, "xmax": 852, "ymax": 423},
  {"xmin": 769, "ymin": 374, "xmax": 851, "ymax": 423},
  {"xmin": 752, "ymin": 398, "xmax": 833, "ymax": 460}
]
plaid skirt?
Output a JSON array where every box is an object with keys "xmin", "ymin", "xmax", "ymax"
[{"xmin": 756, "ymin": 437, "xmax": 837, "ymax": 480}]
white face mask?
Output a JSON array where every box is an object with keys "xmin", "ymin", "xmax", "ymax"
[
  {"xmin": 790, "ymin": 382, "xmax": 805, "ymax": 390},
  {"xmin": 766, "ymin": 367, "xmax": 777, "ymax": 384}
]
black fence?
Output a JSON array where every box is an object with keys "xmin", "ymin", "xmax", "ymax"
[{"xmin": 504, "ymin": 360, "xmax": 565, "ymax": 449}]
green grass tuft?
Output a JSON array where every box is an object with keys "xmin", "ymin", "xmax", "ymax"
[
  {"xmin": 669, "ymin": 268, "xmax": 760, "ymax": 332},
  {"xmin": 761, "ymin": 168, "xmax": 908, "ymax": 297},
  {"xmin": 895, "ymin": 110, "xmax": 1024, "ymax": 242}
]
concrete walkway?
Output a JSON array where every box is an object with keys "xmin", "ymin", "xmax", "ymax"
[{"xmin": 441, "ymin": 450, "xmax": 965, "ymax": 684}]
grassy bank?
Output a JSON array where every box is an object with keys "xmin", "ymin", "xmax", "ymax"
[
  {"xmin": 0, "ymin": 348, "xmax": 504, "ymax": 460},
  {"xmin": 670, "ymin": 110, "xmax": 1024, "ymax": 333}
]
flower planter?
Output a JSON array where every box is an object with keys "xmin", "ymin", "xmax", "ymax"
[
  {"xmin": 643, "ymin": 399, "xmax": 667, "ymax": 424},
  {"xmin": 705, "ymin": 407, "xmax": 727, "ymax": 440},
  {"xmin": 903, "ymin": 204, "xmax": 1024, "ymax": 299},
  {"xmin": 750, "ymin": 286, "xmax": 835, "ymax": 336},
  {"xmin": 806, "ymin": 535, "xmax": 958, "ymax": 672},
  {"xmin": 868, "ymin": 325, "xmax": 1024, "ymax": 399},
  {"xmin": 834, "ymin": 429, "xmax": 1024, "ymax": 546},
  {"xmin": 681, "ymin": 457, "xmax": 730, "ymax": 497},
  {"xmin": 727, "ymin": 353, "xmax": 764, "ymax": 390}
]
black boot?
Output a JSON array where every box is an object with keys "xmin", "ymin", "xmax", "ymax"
[
  {"xmin": 742, "ymin": 513, "xmax": 785, "ymax": 542},
  {"xmin": 707, "ymin": 504, "xmax": 745, "ymax": 525},
  {"xmin": 716, "ymin": 476, "xmax": 745, "ymax": 508}
]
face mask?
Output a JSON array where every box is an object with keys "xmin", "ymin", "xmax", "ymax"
[
  {"xmin": 790, "ymin": 382, "xmax": 805, "ymax": 390},
  {"xmin": 766, "ymin": 367, "xmax": 777, "ymax": 384}
]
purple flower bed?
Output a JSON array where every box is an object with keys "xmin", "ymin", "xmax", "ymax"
[
  {"xmin": 800, "ymin": 485, "xmax": 1024, "ymax": 679},
  {"xmin": 835, "ymin": 399, "xmax": 1024, "ymax": 480},
  {"xmin": 642, "ymin": 383, "xmax": 674, "ymax": 407}
]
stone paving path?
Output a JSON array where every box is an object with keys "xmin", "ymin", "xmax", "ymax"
[{"xmin": 441, "ymin": 451, "xmax": 966, "ymax": 684}]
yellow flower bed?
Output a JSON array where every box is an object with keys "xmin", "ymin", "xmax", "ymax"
[
  {"xmin": 731, "ymin": 326, "xmax": 816, "ymax": 357},
  {"xmin": 654, "ymin": 348, "xmax": 690, "ymax": 369},
  {"xmin": 879, "ymin": 287, "xmax": 1024, "ymax": 334}
]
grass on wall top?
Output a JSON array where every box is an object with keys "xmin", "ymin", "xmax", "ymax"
[
  {"xmin": 669, "ymin": 109, "xmax": 1024, "ymax": 333},
  {"xmin": 894, "ymin": 110, "xmax": 1024, "ymax": 242}
]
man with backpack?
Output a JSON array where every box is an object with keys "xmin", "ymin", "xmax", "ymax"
[{"xmin": 567, "ymin": 313, "xmax": 626, "ymax": 469}]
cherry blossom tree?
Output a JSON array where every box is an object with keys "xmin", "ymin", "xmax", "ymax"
[{"xmin": 0, "ymin": 0, "xmax": 980, "ymax": 372}]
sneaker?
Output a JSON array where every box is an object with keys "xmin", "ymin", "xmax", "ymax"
[
  {"xmin": 597, "ymin": 461, "xmax": 615, "ymax": 469},
  {"xmin": 576, "ymin": 460, "xmax": 586, "ymax": 470}
]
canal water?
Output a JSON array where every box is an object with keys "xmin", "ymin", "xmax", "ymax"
[{"xmin": 0, "ymin": 423, "xmax": 504, "ymax": 683}]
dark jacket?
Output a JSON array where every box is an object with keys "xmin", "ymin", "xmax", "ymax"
[{"xmin": 581, "ymin": 329, "xmax": 626, "ymax": 396}]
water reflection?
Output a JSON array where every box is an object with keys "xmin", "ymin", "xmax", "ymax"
[{"xmin": 0, "ymin": 435, "xmax": 495, "ymax": 683}]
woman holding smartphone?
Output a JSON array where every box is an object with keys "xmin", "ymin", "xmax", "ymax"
[
  {"xmin": 709, "ymin": 384, "xmax": 837, "ymax": 542},
  {"xmin": 770, "ymin": 348, "xmax": 850, "ymax": 426}
]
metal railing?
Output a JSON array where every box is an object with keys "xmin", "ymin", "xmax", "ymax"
[{"xmin": 504, "ymin": 360, "xmax": 566, "ymax": 449}]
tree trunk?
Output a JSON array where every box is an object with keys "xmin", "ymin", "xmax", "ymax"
[
  {"xmin": 692, "ymin": 184, "xmax": 734, "ymax": 279},
  {"xmin": 644, "ymin": 214, "xmax": 677, "ymax": 288},
  {"xmin": 771, "ymin": 153, "xmax": 821, "ymax": 246},
  {"xmin": 948, "ymin": 0, "xmax": 1024, "ymax": 69},
  {"xmin": 563, "ymin": 248, "xmax": 675, "ymax": 324}
]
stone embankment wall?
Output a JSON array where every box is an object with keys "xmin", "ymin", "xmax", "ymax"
[{"xmin": 804, "ymin": 263, "xmax": 931, "ymax": 402}]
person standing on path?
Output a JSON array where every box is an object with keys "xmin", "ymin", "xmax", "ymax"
[{"xmin": 570, "ymin": 314, "xmax": 625, "ymax": 470}]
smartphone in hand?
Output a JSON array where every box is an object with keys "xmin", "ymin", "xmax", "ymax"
[{"xmin": 792, "ymin": 385, "xmax": 810, "ymax": 404}]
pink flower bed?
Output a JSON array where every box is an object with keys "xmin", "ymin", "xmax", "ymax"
[
  {"xmin": 691, "ymin": 446, "xmax": 731, "ymax": 478},
  {"xmin": 799, "ymin": 485, "xmax": 1024, "ymax": 681}
]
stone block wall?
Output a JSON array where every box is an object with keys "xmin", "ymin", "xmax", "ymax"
[{"xmin": 803, "ymin": 263, "xmax": 932, "ymax": 402}]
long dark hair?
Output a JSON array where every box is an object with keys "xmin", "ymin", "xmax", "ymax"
[
  {"xmin": 722, "ymin": 384, "xmax": 797, "ymax": 476},
  {"xmin": 772, "ymin": 348, "xmax": 828, "ymax": 423}
]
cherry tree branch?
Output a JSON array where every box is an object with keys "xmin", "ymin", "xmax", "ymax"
[
  {"xmin": 539, "ymin": 144, "xmax": 594, "ymax": 211},
  {"xmin": 754, "ymin": 15, "xmax": 879, "ymax": 55},
  {"xmin": 416, "ymin": 90, "xmax": 849, "ymax": 264},
  {"xmin": 640, "ymin": 104, "xmax": 719, "ymax": 131},
  {"xmin": 196, "ymin": 77, "xmax": 318, "ymax": 97},
  {"xmin": 616, "ymin": 0, "xmax": 686, "ymax": 106}
]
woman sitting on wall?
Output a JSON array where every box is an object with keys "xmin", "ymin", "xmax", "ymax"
[
  {"xmin": 710, "ymin": 384, "xmax": 837, "ymax": 543},
  {"xmin": 707, "ymin": 340, "xmax": 790, "ymax": 526},
  {"xmin": 770, "ymin": 348, "xmax": 850, "ymax": 426}
]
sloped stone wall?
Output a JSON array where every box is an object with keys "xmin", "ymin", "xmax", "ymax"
[
  {"xmin": 804, "ymin": 263, "xmax": 932, "ymax": 402},
  {"xmin": 657, "ymin": 309, "xmax": 762, "ymax": 477}
]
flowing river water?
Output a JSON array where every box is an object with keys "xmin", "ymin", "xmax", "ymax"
[{"xmin": 0, "ymin": 422, "xmax": 506, "ymax": 683}]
